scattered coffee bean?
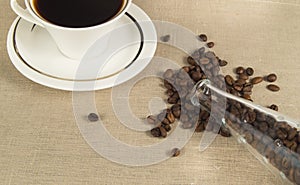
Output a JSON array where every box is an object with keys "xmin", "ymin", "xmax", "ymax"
[
  {"xmin": 239, "ymin": 73, "xmax": 249, "ymax": 80},
  {"xmin": 161, "ymin": 34, "xmax": 171, "ymax": 42},
  {"xmin": 207, "ymin": 42, "xmax": 215, "ymax": 48},
  {"xmin": 236, "ymin": 67, "xmax": 245, "ymax": 75},
  {"xmin": 266, "ymin": 73, "xmax": 277, "ymax": 82},
  {"xmin": 219, "ymin": 60, "xmax": 228, "ymax": 67},
  {"xmin": 269, "ymin": 104, "xmax": 279, "ymax": 111},
  {"xmin": 225, "ymin": 75, "xmax": 234, "ymax": 86},
  {"xmin": 251, "ymin": 77, "xmax": 263, "ymax": 84},
  {"xmin": 171, "ymin": 148, "xmax": 181, "ymax": 157},
  {"xmin": 147, "ymin": 115, "xmax": 157, "ymax": 124},
  {"xmin": 159, "ymin": 126, "xmax": 168, "ymax": 138},
  {"xmin": 267, "ymin": 84, "xmax": 280, "ymax": 92},
  {"xmin": 246, "ymin": 67, "xmax": 254, "ymax": 76},
  {"xmin": 88, "ymin": 113, "xmax": 99, "ymax": 122},
  {"xmin": 187, "ymin": 56, "xmax": 197, "ymax": 66},
  {"xmin": 151, "ymin": 127, "xmax": 161, "ymax": 137},
  {"xmin": 198, "ymin": 34, "xmax": 208, "ymax": 42},
  {"xmin": 199, "ymin": 57, "xmax": 210, "ymax": 65}
]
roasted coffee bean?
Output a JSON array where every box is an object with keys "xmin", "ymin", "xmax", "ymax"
[
  {"xmin": 166, "ymin": 89, "xmax": 174, "ymax": 97},
  {"xmin": 236, "ymin": 79, "xmax": 246, "ymax": 85},
  {"xmin": 159, "ymin": 126, "xmax": 168, "ymax": 138},
  {"xmin": 276, "ymin": 129, "xmax": 288, "ymax": 140},
  {"xmin": 168, "ymin": 97, "xmax": 178, "ymax": 104},
  {"xmin": 266, "ymin": 73, "xmax": 277, "ymax": 82},
  {"xmin": 191, "ymin": 71, "xmax": 202, "ymax": 82},
  {"xmin": 219, "ymin": 126, "xmax": 231, "ymax": 137},
  {"xmin": 236, "ymin": 67, "xmax": 245, "ymax": 74},
  {"xmin": 233, "ymin": 83, "xmax": 243, "ymax": 92},
  {"xmin": 196, "ymin": 121, "xmax": 205, "ymax": 132},
  {"xmin": 199, "ymin": 57, "xmax": 210, "ymax": 65},
  {"xmin": 258, "ymin": 121, "xmax": 269, "ymax": 132},
  {"xmin": 163, "ymin": 69, "xmax": 174, "ymax": 79},
  {"xmin": 161, "ymin": 123, "xmax": 172, "ymax": 132},
  {"xmin": 246, "ymin": 67, "xmax": 254, "ymax": 76},
  {"xmin": 167, "ymin": 111, "xmax": 176, "ymax": 123},
  {"xmin": 288, "ymin": 128, "xmax": 298, "ymax": 141},
  {"xmin": 267, "ymin": 84, "xmax": 280, "ymax": 92},
  {"xmin": 162, "ymin": 118, "xmax": 170, "ymax": 125},
  {"xmin": 164, "ymin": 80, "xmax": 173, "ymax": 90},
  {"xmin": 182, "ymin": 66, "xmax": 190, "ymax": 73},
  {"xmin": 244, "ymin": 131, "xmax": 254, "ymax": 143},
  {"xmin": 198, "ymin": 34, "xmax": 208, "ymax": 42},
  {"xmin": 242, "ymin": 94, "xmax": 252, "ymax": 101},
  {"xmin": 207, "ymin": 42, "xmax": 215, "ymax": 48},
  {"xmin": 251, "ymin": 77, "xmax": 263, "ymax": 84},
  {"xmin": 147, "ymin": 115, "xmax": 158, "ymax": 124},
  {"xmin": 243, "ymin": 83, "xmax": 253, "ymax": 92},
  {"xmin": 198, "ymin": 47, "xmax": 206, "ymax": 55},
  {"xmin": 269, "ymin": 104, "xmax": 278, "ymax": 111},
  {"xmin": 187, "ymin": 56, "xmax": 197, "ymax": 66},
  {"xmin": 219, "ymin": 60, "xmax": 228, "ymax": 67},
  {"xmin": 88, "ymin": 113, "xmax": 99, "ymax": 122},
  {"xmin": 171, "ymin": 148, "xmax": 181, "ymax": 157},
  {"xmin": 205, "ymin": 51, "xmax": 216, "ymax": 59},
  {"xmin": 151, "ymin": 127, "xmax": 161, "ymax": 137},
  {"xmin": 161, "ymin": 34, "xmax": 171, "ymax": 42},
  {"xmin": 239, "ymin": 73, "xmax": 249, "ymax": 80}
]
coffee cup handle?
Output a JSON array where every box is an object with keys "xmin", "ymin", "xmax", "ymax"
[{"xmin": 10, "ymin": 0, "xmax": 44, "ymax": 27}]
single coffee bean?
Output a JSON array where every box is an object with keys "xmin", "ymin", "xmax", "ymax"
[
  {"xmin": 191, "ymin": 71, "xmax": 202, "ymax": 82},
  {"xmin": 225, "ymin": 75, "xmax": 234, "ymax": 86},
  {"xmin": 219, "ymin": 126, "xmax": 232, "ymax": 137},
  {"xmin": 162, "ymin": 124, "xmax": 172, "ymax": 132},
  {"xmin": 164, "ymin": 80, "xmax": 173, "ymax": 90},
  {"xmin": 236, "ymin": 79, "xmax": 246, "ymax": 85},
  {"xmin": 207, "ymin": 42, "xmax": 215, "ymax": 48},
  {"xmin": 147, "ymin": 115, "xmax": 157, "ymax": 124},
  {"xmin": 163, "ymin": 69, "xmax": 174, "ymax": 79},
  {"xmin": 219, "ymin": 60, "xmax": 228, "ymax": 67},
  {"xmin": 243, "ymin": 83, "xmax": 253, "ymax": 92},
  {"xmin": 267, "ymin": 84, "xmax": 280, "ymax": 92},
  {"xmin": 242, "ymin": 94, "xmax": 252, "ymax": 101},
  {"xmin": 251, "ymin": 77, "xmax": 263, "ymax": 84},
  {"xmin": 162, "ymin": 118, "xmax": 170, "ymax": 125},
  {"xmin": 233, "ymin": 83, "xmax": 243, "ymax": 92},
  {"xmin": 266, "ymin": 73, "xmax": 277, "ymax": 82},
  {"xmin": 159, "ymin": 126, "xmax": 167, "ymax": 138},
  {"xmin": 288, "ymin": 128, "xmax": 297, "ymax": 141},
  {"xmin": 199, "ymin": 57, "xmax": 210, "ymax": 65},
  {"xmin": 246, "ymin": 67, "xmax": 254, "ymax": 76},
  {"xmin": 182, "ymin": 66, "xmax": 190, "ymax": 73},
  {"xmin": 239, "ymin": 73, "xmax": 249, "ymax": 80},
  {"xmin": 205, "ymin": 51, "xmax": 216, "ymax": 59},
  {"xmin": 276, "ymin": 129, "xmax": 288, "ymax": 140},
  {"xmin": 167, "ymin": 111, "xmax": 176, "ymax": 123},
  {"xmin": 269, "ymin": 104, "xmax": 279, "ymax": 111},
  {"xmin": 151, "ymin": 127, "xmax": 161, "ymax": 137},
  {"xmin": 161, "ymin": 34, "xmax": 171, "ymax": 42},
  {"xmin": 171, "ymin": 148, "xmax": 181, "ymax": 157},
  {"xmin": 187, "ymin": 56, "xmax": 197, "ymax": 66},
  {"xmin": 88, "ymin": 113, "xmax": 99, "ymax": 122},
  {"xmin": 236, "ymin": 67, "xmax": 245, "ymax": 74},
  {"xmin": 198, "ymin": 34, "xmax": 208, "ymax": 42},
  {"xmin": 196, "ymin": 122, "xmax": 205, "ymax": 132},
  {"xmin": 198, "ymin": 47, "xmax": 206, "ymax": 55}
]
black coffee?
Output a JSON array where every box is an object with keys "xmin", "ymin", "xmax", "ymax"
[{"xmin": 33, "ymin": 0, "xmax": 125, "ymax": 28}]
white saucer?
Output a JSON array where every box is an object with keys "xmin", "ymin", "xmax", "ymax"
[{"xmin": 7, "ymin": 4, "xmax": 157, "ymax": 91}]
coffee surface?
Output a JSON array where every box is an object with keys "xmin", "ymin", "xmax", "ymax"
[{"xmin": 33, "ymin": 0, "xmax": 124, "ymax": 28}]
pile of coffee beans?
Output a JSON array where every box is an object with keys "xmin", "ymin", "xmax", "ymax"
[{"xmin": 148, "ymin": 33, "xmax": 300, "ymax": 183}]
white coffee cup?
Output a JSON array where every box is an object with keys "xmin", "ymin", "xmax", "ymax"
[{"xmin": 10, "ymin": 0, "xmax": 132, "ymax": 60}]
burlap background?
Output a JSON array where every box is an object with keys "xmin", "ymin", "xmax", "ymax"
[{"xmin": 1, "ymin": 0, "xmax": 300, "ymax": 184}]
